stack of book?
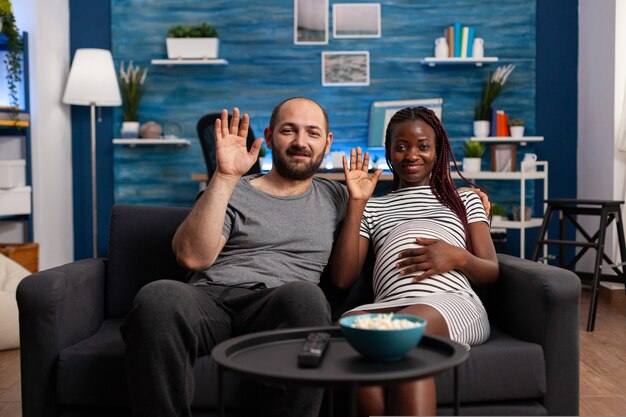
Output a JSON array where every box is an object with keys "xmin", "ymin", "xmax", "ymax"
[
  {"xmin": 444, "ymin": 23, "xmax": 476, "ymax": 58},
  {"xmin": 490, "ymin": 108, "xmax": 510, "ymax": 137}
]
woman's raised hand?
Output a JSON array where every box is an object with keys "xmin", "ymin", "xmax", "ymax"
[
  {"xmin": 343, "ymin": 147, "xmax": 382, "ymax": 201},
  {"xmin": 214, "ymin": 107, "xmax": 264, "ymax": 177}
]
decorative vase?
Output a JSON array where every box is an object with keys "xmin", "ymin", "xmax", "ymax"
[
  {"xmin": 473, "ymin": 120, "xmax": 490, "ymax": 138},
  {"xmin": 166, "ymin": 38, "xmax": 219, "ymax": 59},
  {"xmin": 510, "ymin": 126, "xmax": 525, "ymax": 137},
  {"xmin": 463, "ymin": 157, "xmax": 482, "ymax": 172},
  {"xmin": 121, "ymin": 121, "xmax": 140, "ymax": 139}
]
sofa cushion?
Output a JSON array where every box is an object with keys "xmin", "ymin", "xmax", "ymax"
[
  {"xmin": 436, "ymin": 326, "xmax": 546, "ymax": 404},
  {"xmin": 57, "ymin": 319, "xmax": 273, "ymax": 409}
]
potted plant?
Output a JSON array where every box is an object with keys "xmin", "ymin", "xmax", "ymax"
[
  {"xmin": 118, "ymin": 61, "xmax": 148, "ymax": 138},
  {"xmin": 166, "ymin": 22, "xmax": 219, "ymax": 60},
  {"xmin": 473, "ymin": 64, "xmax": 516, "ymax": 138},
  {"xmin": 0, "ymin": 0, "xmax": 22, "ymax": 111},
  {"xmin": 509, "ymin": 118, "xmax": 525, "ymax": 137},
  {"xmin": 462, "ymin": 140, "xmax": 485, "ymax": 172},
  {"xmin": 491, "ymin": 203, "xmax": 507, "ymax": 222}
]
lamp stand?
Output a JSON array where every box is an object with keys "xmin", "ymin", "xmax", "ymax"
[{"xmin": 90, "ymin": 102, "xmax": 98, "ymax": 258}]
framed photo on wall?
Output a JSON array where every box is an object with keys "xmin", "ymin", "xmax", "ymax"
[
  {"xmin": 321, "ymin": 51, "xmax": 370, "ymax": 86},
  {"xmin": 491, "ymin": 144, "xmax": 517, "ymax": 172},
  {"xmin": 367, "ymin": 98, "xmax": 444, "ymax": 147},
  {"xmin": 333, "ymin": 3, "xmax": 381, "ymax": 38},
  {"xmin": 294, "ymin": 0, "xmax": 329, "ymax": 44}
]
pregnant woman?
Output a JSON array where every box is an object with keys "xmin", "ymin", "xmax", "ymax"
[{"xmin": 329, "ymin": 106, "xmax": 499, "ymax": 416}]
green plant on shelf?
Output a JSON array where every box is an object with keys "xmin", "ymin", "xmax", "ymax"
[
  {"xmin": 0, "ymin": 0, "xmax": 23, "ymax": 112},
  {"xmin": 168, "ymin": 23, "xmax": 218, "ymax": 38},
  {"xmin": 462, "ymin": 140, "xmax": 485, "ymax": 158},
  {"xmin": 491, "ymin": 203, "xmax": 507, "ymax": 217},
  {"xmin": 118, "ymin": 61, "xmax": 148, "ymax": 122},
  {"xmin": 474, "ymin": 64, "xmax": 516, "ymax": 121},
  {"xmin": 509, "ymin": 118, "xmax": 525, "ymax": 127}
]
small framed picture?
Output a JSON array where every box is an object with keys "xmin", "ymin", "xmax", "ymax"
[
  {"xmin": 321, "ymin": 51, "xmax": 370, "ymax": 87},
  {"xmin": 294, "ymin": 0, "xmax": 329, "ymax": 45},
  {"xmin": 491, "ymin": 144, "xmax": 517, "ymax": 172},
  {"xmin": 333, "ymin": 3, "xmax": 381, "ymax": 38}
]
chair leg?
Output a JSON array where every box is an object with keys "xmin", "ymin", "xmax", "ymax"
[
  {"xmin": 587, "ymin": 208, "xmax": 609, "ymax": 332},
  {"xmin": 532, "ymin": 205, "xmax": 552, "ymax": 262}
]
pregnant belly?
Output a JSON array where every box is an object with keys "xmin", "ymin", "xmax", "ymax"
[{"xmin": 373, "ymin": 220, "xmax": 460, "ymax": 285}]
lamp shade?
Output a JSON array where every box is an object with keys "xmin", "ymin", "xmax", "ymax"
[{"xmin": 63, "ymin": 49, "xmax": 122, "ymax": 107}]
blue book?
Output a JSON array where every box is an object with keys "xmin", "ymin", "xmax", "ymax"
[
  {"xmin": 490, "ymin": 107, "xmax": 498, "ymax": 137},
  {"xmin": 453, "ymin": 22, "xmax": 462, "ymax": 57},
  {"xmin": 467, "ymin": 26, "xmax": 475, "ymax": 57}
]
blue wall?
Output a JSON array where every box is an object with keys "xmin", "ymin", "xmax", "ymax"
[{"xmin": 70, "ymin": 0, "xmax": 578, "ymax": 259}]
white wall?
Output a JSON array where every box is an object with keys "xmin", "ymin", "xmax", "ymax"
[
  {"xmin": 578, "ymin": 0, "xmax": 626, "ymax": 272},
  {"xmin": 615, "ymin": 0, "xmax": 626, "ymax": 263},
  {"xmin": 13, "ymin": 0, "xmax": 74, "ymax": 269}
]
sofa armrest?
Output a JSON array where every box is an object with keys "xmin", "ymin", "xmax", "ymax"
[
  {"xmin": 491, "ymin": 254, "xmax": 580, "ymax": 416},
  {"xmin": 16, "ymin": 258, "xmax": 107, "ymax": 417}
]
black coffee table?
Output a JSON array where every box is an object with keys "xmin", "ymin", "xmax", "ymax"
[{"xmin": 212, "ymin": 326, "xmax": 468, "ymax": 417}]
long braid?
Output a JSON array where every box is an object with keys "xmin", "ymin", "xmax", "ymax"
[{"xmin": 384, "ymin": 106, "xmax": 482, "ymax": 252}]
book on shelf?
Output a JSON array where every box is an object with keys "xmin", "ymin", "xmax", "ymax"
[
  {"xmin": 467, "ymin": 26, "xmax": 475, "ymax": 57},
  {"xmin": 461, "ymin": 26, "xmax": 469, "ymax": 57},
  {"xmin": 496, "ymin": 110, "xmax": 510, "ymax": 137},
  {"xmin": 490, "ymin": 107, "xmax": 498, "ymax": 137},
  {"xmin": 0, "ymin": 120, "xmax": 29, "ymax": 127},
  {"xmin": 453, "ymin": 22, "xmax": 462, "ymax": 57},
  {"xmin": 0, "ymin": 111, "xmax": 29, "ymax": 121},
  {"xmin": 445, "ymin": 25, "xmax": 454, "ymax": 57}
]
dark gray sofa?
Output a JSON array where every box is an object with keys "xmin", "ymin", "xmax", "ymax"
[{"xmin": 17, "ymin": 204, "xmax": 580, "ymax": 416}]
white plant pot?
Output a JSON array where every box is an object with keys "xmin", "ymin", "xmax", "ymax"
[
  {"xmin": 463, "ymin": 157, "xmax": 482, "ymax": 172},
  {"xmin": 166, "ymin": 38, "xmax": 219, "ymax": 59},
  {"xmin": 121, "ymin": 121, "xmax": 140, "ymax": 139},
  {"xmin": 510, "ymin": 125, "xmax": 525, "ymax": 137},
  {"xmin": 473, "ymin": 120, "xmax": 490, "ymax": 138}
]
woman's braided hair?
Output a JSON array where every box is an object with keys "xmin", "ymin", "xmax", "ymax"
[{"xmin": 384, "ymin": 106, "xmax": 481, "ymax": 251}]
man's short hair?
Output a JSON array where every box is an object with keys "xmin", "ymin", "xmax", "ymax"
[{"xmin": 268, "ymin": 97, "xmax": 330, "ymax": 135}]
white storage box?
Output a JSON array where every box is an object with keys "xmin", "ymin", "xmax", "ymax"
[
  {"xmin": 0, "ymin": 186, "xmax": 31, "ymax": 215},
  {"xmin": 0, "ymin": 159, "xmax": 26, "ymax": 189}
]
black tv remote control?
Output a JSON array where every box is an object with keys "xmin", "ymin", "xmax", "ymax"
[{"xmin": 298, "ymin": 332, "xmax": 330, "ymax": 368}]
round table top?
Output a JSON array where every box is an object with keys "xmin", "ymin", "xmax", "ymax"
[{"xmin": 211, "ymin": 326, "xmax": 468, "ymax": 387}]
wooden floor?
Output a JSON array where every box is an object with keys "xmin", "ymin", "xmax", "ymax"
[{"xmin": 1, "ymin": 289, "xmax": 625, "ymax": 416}]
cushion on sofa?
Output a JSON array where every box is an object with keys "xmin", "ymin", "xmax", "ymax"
[
  {"xmin": 57, "ymin": 319, "xmax": 273, "ymax": 409},
  {"xmin": 0, "ymin": 253, "xmax": 31, "ymax": 350},
  {"xmin": 436, "ymin": 326, "xmax": 546, "ymax": 404}
]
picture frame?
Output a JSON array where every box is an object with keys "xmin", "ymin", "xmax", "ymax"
[
  {"xmin": 491, "ymin": 144, "xmax": 517, "ymax": 172},
  {"xmin": 294, "ymin": 0, "xmax": 329, "ymax": 45},
  {"xmin": 321, "ymin": 51, "xmax": 370, "ymax": 87},
  {"xmin": 367, "ymin": 98, "xmax": 444, "ymax": 147},
  {"xmin": 333, "ymin": 3, "xmax": 381, "ymax": 38}
]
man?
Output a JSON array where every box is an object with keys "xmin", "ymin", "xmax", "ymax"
[{"xmin": 121, "ymin": 97, "xmax": 348, "ymax": 417}]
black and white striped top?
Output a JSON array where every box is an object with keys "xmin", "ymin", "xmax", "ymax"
[{"xmin": 359, "ymin": 186, "xmax": 488, "ymax": 306}]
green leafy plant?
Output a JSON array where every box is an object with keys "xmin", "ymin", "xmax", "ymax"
[
  {"xmin": 118, "ymin": 61, "xmax": 148, "ymax": 122},
  {"xmin": 167, "ymin": 23, "xmax": 218, "ymax": 38},
  {"xmin": 462, "ymin": 140, "xmax": 485, "ymax": 158},
  {"xmin": 258, "ymin": 144, "xmax": 267, "ymax": 158},
  {"xmin": 492, "ymin": 203, "xmax": 507, "ymax": 216},
  {"xmin": 509, "ymin": 118, "xmax": 524, "ymax": 127},
  {"xmin": 474, "ymin": 64, "xmax": 516, "ymax": 121},
  {"xmin": 0, "ymin": 0, "xmax": 23, "ymax": 112}
]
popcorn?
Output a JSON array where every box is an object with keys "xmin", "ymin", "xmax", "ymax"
[{"xmin": 351, "ymin": 313, "xmax": 420, "ymax": 330}]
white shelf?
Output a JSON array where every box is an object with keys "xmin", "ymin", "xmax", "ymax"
[
  {"xmin": 151, "ymin": 58, "xmax": 228, "ymax": 66},
  {"xmin": 470, "ymin": 136, "xmax": 544, "ymax": 145},
  {"xmin": 420, "ymin": 57, "xmax": 499, "ymax": 67},
  {"xmin": 492, "ymin": 218, "xmax": 544, "ymax": 229},
  {"xmin": 452, "ymin": 170, "xmax": 546, "ymax": 180},
  {"xmin": 113, "ymin": 138, "xmax": 191, "ymax": 146}
]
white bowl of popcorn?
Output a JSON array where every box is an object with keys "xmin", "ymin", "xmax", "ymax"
[{"xmin": 339, "ymin": 313, "xmax": 428, "ymax": 361}]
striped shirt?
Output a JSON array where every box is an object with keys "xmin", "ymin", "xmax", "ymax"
[{"xmin": 359, "ymin": 186, "xmax": 488, "ymax": 305}]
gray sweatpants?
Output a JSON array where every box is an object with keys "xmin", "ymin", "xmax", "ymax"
[{"xmin": 120, "ymin": 279, "xmax": 331, "ymax": 417}]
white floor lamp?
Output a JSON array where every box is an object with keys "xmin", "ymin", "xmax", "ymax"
[{"xmin": 63, "ymin": 49, "xmax": 121, "ymax": 258}]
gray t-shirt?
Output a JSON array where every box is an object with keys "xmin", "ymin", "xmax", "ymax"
[{"xmin": 201, "ymin": 175, "xmax": 348, "ymax": 288}]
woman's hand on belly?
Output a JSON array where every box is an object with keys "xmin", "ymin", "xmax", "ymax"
[{"xmin": 396, "ymin": 237, "xmax": 465, "ymax": 280}]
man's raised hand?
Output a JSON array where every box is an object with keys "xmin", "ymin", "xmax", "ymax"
[{"xmin": 214, "ymin": 107, "xmax": 264, "ymax": 177}]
